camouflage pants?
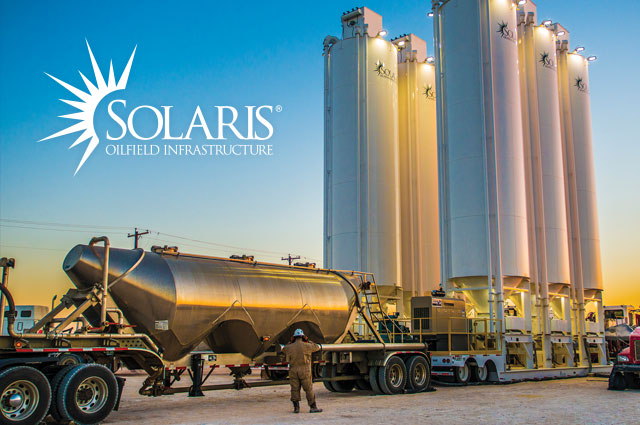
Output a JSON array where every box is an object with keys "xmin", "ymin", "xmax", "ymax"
[{"xmin": 289, "ymin": 368, "xmax": 315, "ymax": 406}]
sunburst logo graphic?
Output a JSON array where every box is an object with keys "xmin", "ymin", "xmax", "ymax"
[
  {"xmin": 423, "ymin": 84, "xmax": 435, "ymax": 100},
  {"xmin": 40, "ymin": 41, "xmax": 137, "ymax": 174}
]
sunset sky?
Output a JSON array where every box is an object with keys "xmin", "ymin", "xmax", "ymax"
[{"xmin": 0, "ymin": 0, "xmax": 638, "ymax": 308}]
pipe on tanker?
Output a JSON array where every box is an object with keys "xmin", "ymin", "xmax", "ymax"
[{"xmin": 319, "ymin": 342, "xmax": 428, "ymax": 352}]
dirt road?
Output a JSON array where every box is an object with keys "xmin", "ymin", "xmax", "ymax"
[{"xmin": 105, "ymin": 373, "xmax": 637, "ymax": 424}]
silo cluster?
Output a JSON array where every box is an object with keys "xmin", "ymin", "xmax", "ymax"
[
  {"xmin": 323, "ymin": 7, "xmax": 440, "ymax": 312},
  {"xmin": 324, "ymin": 1, "xmax": 605, "ymax": 370},
  {"xmin": 433, "ymin": 0, "xmax": 605, "ymax": 368}
]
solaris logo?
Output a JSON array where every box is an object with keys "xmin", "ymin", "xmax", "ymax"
[
  {"xmin": 41, "ymin": 41, "xmax": 278, "ymax": 175},
  {"xmin": 40, "ymin": 41, "xmax": 136, "ymax": 175}
]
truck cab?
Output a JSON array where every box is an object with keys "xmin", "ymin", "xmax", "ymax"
[{"xmin": 609, "ymin": 327, "xmax": 640, "ymax": 390}]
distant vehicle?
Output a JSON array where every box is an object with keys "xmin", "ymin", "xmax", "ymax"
[
  {"xmin": 2, "ymin": 305, "xmax": 48, "ymax": 335},
  {"xmin": 604, "ymin": 305, "xmax": 640, "ymax": 328},
  {"xmin": 608, "ymin": 327, "xmax": 640, "ymax": 390}
]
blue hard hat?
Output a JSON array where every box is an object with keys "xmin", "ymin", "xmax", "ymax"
[{"xmin": 294, "ymin": 329, "xmax": 305, "ymax": 337}]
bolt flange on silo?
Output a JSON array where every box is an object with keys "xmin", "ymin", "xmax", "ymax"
[
  {"xmin": 434, "ymin": 0, "xmax": 534, "ymax": 369},
  {"xmin": 392, "ymin": 34, "xmax": 440, "ymax": 314},
  {"xmin": 517, "ymin": 2, "xmax": 573, "ymax": 369},
  {"xmin": 555, "ymin": 27, "xmax": 607, "ymax": 366},
  {"xmin": 324, "ymin": 7, "xmax": 402, "ymax": 310}
]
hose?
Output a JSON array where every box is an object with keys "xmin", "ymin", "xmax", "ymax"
[
  {"xmin": 0, "ymin": 284, "xmax": 18, "ymax": 339},
  {"xmin": 108, "ymin": 249, "xmax": 145, "ymax": 289}
]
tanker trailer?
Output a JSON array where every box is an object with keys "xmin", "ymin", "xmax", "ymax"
[{"xmin": 63, "ymin": 244, "xmax": 360, "ymax": 361}]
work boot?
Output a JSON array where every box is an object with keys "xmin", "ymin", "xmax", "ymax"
[
  {"xmin": 309, "ymin": 403, "xmax": 323, "ymax": 413},
  {"xmin": 292, "ymin": 401, "xmax": 300, "ymax": 413}
]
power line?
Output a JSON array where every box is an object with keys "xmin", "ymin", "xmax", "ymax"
[
  {"xmin": 0, "ymin": 225, "xmax": 125, "ymax": 234},
  {"xmin": 0, "ymin": 218, "xmax": 129, "ymax": 230},
  {"xmin": 0, "ymin": 244, "xmax": 68, "ymax": 252},
  {"xmin": 0, "ymin": 219, "xmax": 322, "ymax": 263}
]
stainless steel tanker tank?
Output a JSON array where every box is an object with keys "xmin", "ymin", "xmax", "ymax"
[{"xmin": 63, "ymin": 245, "xmax": 359, "ymax": 361}]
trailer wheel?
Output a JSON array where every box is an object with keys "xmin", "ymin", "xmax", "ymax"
[
  {"xmin": 57, "ymin": 353, "xmax": 84, "ymax": 366},
  {"xmin": 454, "ymin": 363, "xmax": 470, "ymax": 384},
  {"xmin": 471, "ymin": 363, "xmax": 488, "ymax": 382},
  {"xmin": 355, "ymin": 378, "xmax": 371, "ymax": 391},
  {"xmin": 49, "ymin": 365, "xmax": 75, "ymax": 423},
  {"xmin": 608, "ymin": 371, "xmax": 626, "ymax": 391},
  {"xmin": 368, "ymin": 366, "xmax": 383, "ymax": 395},
  {"xmin": 406, "ymin": 356, "xmax": 430, "ymax": 392},
  {"xmin": 56, "ymin": 364, "xmax": 118, "ymax": 425},
  {"xmin": 377, "ymin": 356, "xmax": 407, "ymax": 395},
  {"xmin": 321, "ymin": 366, "xmax": 337, "ymax": 392},
  {"xmin": 0, "ymin": 366, "xmax": 51, "ymax": 425}
]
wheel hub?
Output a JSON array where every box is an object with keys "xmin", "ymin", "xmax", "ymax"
[
  {"xmin": 1, "ymin": 380, "xmax": 38, "ymax": 420},
  {"xmin": 76, "ymin": 377, "xmax": 108, "ymax": 414}
]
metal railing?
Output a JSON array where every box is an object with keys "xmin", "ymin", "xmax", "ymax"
[{"xmin": 352, "ymin": 313, "xmax": 503, "ymax": 356}]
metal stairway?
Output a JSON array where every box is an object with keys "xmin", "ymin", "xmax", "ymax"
[{"xmin": 360, "ymin": 281, "xmax": 413, "ymax": 343}]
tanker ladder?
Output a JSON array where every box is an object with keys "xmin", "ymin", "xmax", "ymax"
[{"xmin": 359, "ymin": 278, "xmax": 413, "ymax": 344}]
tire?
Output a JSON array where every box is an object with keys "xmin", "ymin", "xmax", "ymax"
[
  {"xmin": 321, "ymin": 366, "xmax": 337, "ymax": 392},
  {"xmin": 355, "ymin": 378, "xmax": 371, "ymax": 391},
  {"xmin": 471, "ymin": 363, "xmax": 488, "ymax": 383},
  {"xmin": 321, "ymin": 365, "xmax": 355, "ymax": 392},
  {"xmin": 265, "ymin": 368, "xmax": 288, "ymax": 381},
  {"xmin": 368, "ymin": 366, "xmax": 383, "ymax": 395},
  {"xmin": 0, "ymin": 365, "xmax": 51, "ymax": 425},
  {"xmin": 608, "ymin": 372, "xmax": 626, "ymax": 391},
  {"xmin": 56, "ymin": 364, "xmax": 118, "ymax": 425},
  {"xmin": 406, "ymin": 356, "xmax": 431, "ymax": 392},
  {"xmin": 49, "ymin": 365, "xmax": 75, "ymax": 423},
  {"xmin": 57, "ymin": 353, "xmax": 84, "ymax": 367},
  {"xmin": 377, "ymin": 356, "xmax": 407, "ymax": 395},
  {"xmin": 454, "ymin": 363, "xmax": 470, "ymax": 384},
  {"xmin": 624, "ymin": 373, "xmax": 640, "ymax": 389},
  {"xmin": 331, "ymin": 379, "xmax": 356, "ymax": 393}
]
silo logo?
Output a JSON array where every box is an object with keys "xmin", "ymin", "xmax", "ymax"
[
  {"xmin": 497, "ymin": 21, "xmax": 515, "ymax": 42},
  {"xmin": 539, "ymin": 51, "xmax": 556, "ymax": 70},
  {"xmin": 574, "ymin": 76, "xmax": 589, "ymax": 93},
  {"xmin": 374, "ymin": 60, "xmax": 396, "ymax": 81},
  {"xmin": 423, "ymin": 84, "xmax": 436, "ymax": 101},
  {"xmin": 41, "ymin": 41, "xmax": 278, "ymax": 174}
]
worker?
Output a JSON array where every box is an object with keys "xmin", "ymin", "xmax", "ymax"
[{"xmin": 282, "ymin": 328, "xmax": 323, "ymax": 413}]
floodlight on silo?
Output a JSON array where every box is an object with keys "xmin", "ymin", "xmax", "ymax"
[{"xmin": 378, "ymin": 29, "xmax": 388, "ymax": 37}]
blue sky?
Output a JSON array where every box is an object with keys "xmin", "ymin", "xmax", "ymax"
[{"xmin": 0, "ymin": 0, "xmax": 638, "ymax": 306}]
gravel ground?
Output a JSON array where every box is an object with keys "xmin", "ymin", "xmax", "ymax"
[{"xmin": 105, "ymin": 372, "xmax": 638, "ymax": 425}]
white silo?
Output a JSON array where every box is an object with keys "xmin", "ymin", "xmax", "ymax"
[
  {"xmin": 434, "ymin": 0, "xmax": 530, "ymax": 343},
  {"xmin": 323, "ymin": 7, "xmax": 402, "ymax": 306},
  {"xmin": 517, "ymin": 3, "xmax": 573, "ymax": 368},
  {"xmin": 392, "ymin": 34, "xmax": 440, "ymax": 312},
  {"xmin": 556, "ymin": 31, "xmax": 605, "ymax": 363}
]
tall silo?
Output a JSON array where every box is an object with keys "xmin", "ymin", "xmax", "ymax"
[
  {"xmin": 434, "ymin": 0, "xmax": 530, "ymax": 338},
  {"xmin": 517, "ymin": 3, "xmax": 572, "ymax": 368},
  {"xmin": 392, "ymin": 34, "xmax": 440, "ymax": 313},
  {"xmin": 556, "ymin": 30, "xmax": 605, "ymax": 363},
  {"xmin": 323, "ymin": 7, "xmax": 402, "ymax": 307}
]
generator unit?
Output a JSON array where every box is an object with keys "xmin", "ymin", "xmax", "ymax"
[{"xmin": 411, "ymin": 296, "xmax": 468, "ymax": 351}]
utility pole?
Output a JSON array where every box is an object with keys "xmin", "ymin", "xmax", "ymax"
[
  {"xmin": 281, "ymin": 254, "xmax": 300, "ymax": 266},
  {"xmin": 128, "ymin": 228, "xmax": 149, "ymax": 249}
]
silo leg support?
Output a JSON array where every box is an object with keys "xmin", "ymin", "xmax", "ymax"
[{"xmin": 188, "ymin": 354, "xmax": 205, "ymax": 397}]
